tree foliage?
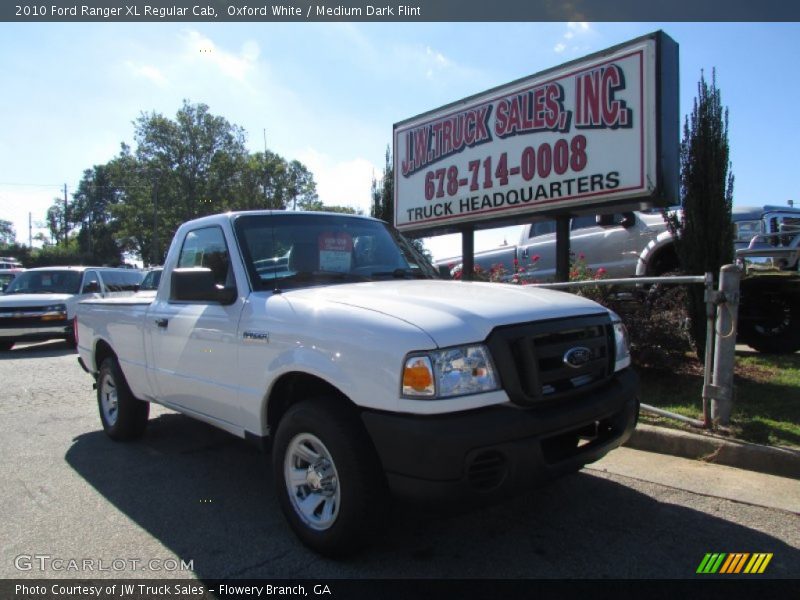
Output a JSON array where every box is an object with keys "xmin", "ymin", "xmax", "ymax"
[
  {"xmin": 0, "ymin": 220, "xmax": 16, "ymax": 246},
  {"xmin": 42, "ymin": 101, "xmax": 320, "ymax": 265},
  {"xmin": 370, "ymin": 145, "xmax": 432, "ymax": 262},
  {"xmin": 664, "ymin": 70, "xmax": 735, "ymax": 354},
  {"xmin": 371, "ymin": 146, "xmax": 394, "ymax": 224}
]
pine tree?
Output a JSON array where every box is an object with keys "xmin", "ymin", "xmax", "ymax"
[
  {"xmin": 665, "ymin": 69, "xmax": 735, "ymax": 355},
  {"xmin": 371, "ymin": 146, "xmax": 393, "ymax": 224}
]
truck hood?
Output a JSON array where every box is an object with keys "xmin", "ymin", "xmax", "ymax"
[
  {"xmin": 0, "ymin": 293, "xmax": 73, "ymax": 307},
  {"xmin": 283, "ymin": 280, "xmax": 608, "ymax": 348}
]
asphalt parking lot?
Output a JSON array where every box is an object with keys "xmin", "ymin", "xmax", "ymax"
[{"xmin": 1, "ymin": 340, "xmax": 798, "ymax": 580}]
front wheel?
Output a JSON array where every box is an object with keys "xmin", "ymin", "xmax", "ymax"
[
  {"xmin": 97, "ymin": 357, "xmax": 149, "ymax": 441},
  {"xmin": 272, "ymin": 399, "xmax": 387, "ymax": 557},
  {"xmin": 739, "ymin": 292, "xmax": 800, "ymax": 354}
]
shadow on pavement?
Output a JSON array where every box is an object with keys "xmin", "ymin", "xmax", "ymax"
[
  {"xmin": 66, "ymin": 412, "xmax": 800, "ymax": 579},
  {"xmin": 0, "ymin": 340, "xmax": 76, "ymax": 359}
]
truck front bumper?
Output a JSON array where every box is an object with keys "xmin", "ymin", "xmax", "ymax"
[
  {"xmin": 361, "ymin": 368, "xmax": 639, "ymax": 504},
  {"xmin": 0, "ymin": 320, "xmax": 73, "ymax": 343}
]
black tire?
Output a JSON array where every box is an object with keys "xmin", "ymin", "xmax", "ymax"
[
  {"xmin": 97, "ymin": 357, "xmax": 149, "ymax": 441},
  {"xmin": 272, "ymin": 398, "xmax": 387, "ymax": 557},
  {"xmin": 0, "ymin": 340, "xmax": 13, "ymax": 351},
  {"xmin": 65, "ymin": 333, "xmax": 77, "ymax": 349},
  {"xmin": 740, "ymin": 294, "xmax": 800, "ymax": 354}
]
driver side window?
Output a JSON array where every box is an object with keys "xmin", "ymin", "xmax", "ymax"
[{"xmin": 178, "ymin": 227, "xmax": 233, "ymax": 288}]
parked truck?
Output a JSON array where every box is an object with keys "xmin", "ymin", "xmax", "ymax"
[
  {"xmin": 436, "ymin": 205, "xmax": 800, "ymax": 353},
  {"xmin": 75, "ymin": 210, "xmax": 639, "ymax": 556}
]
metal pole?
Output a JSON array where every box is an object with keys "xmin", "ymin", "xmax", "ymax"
[
  {"xmin": 702, "ymin": 272, "xmax": 715, "ymax": 428},
  {"xmin": 63, "ymin": 183, "xmax": 68, "ymax": 245},
  {"xmin": 555, "ymin": 215, "xmax": 570, "ymax": 282},
  {"xmin": 709, "ymin": 265, "xmax": 742, "ymax": 428},
  {"xmin": 461, "ymin": 225, "xmax": 475, "ymax": 281},
  {"xmin": 152, "ymin": 180, "xmax": 159, "ymax": 266}
]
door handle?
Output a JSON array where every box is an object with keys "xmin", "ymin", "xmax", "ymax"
[{"xmin": 155, "ymin": 318, "xmax": 169, "ymax": 329}]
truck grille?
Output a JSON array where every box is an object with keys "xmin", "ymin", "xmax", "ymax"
[
  {"xmin": 766, "ymin": 213, "xmax": 800, "ymax": 247},
  {"xmin": 486, "ymin": 314, "xmax": 615, "ymax": 406}
]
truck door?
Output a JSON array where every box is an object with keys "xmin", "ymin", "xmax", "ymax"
[
  {"xmin": 517, "ymin": 220, "xmax": 559, "ymax": 280},
  {"xmin": 147, "ymin": 226, "xmax": 244, "ymax": 429},
  {"xmin": 570, "ymin": 213, "xmax": 638, "ymax": 278}
]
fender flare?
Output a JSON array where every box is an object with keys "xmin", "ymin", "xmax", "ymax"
[{"xmin": 636, "ymin": 230, "xmax": 676, "ymax": 277}]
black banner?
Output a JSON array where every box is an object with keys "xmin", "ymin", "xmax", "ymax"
[
  {"xmin": 2, "ymin": 579, "xmax": 799, "ymax": 600},
  {"xmin": 3, "ymin": 0, "xmax": 800, "ymax": 22}
]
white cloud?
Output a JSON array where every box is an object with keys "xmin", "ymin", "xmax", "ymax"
[
  {"xmin": 297, "ymin": 148, "xmax": 377, "ymax": 214},
  {"xmin": 567, "ymin": 22, "xmax": 591, "ymax": 34},
  {"xmin": 181, "ymin": 30, "xmax": 260, "ymax": 83},
  {"xmin": 554, "ymin": 22, "xmax": 594, "ymax": 56},
  {"xmin": 125, "ymin": 61, "xmax": 168, "ymax": 87}
]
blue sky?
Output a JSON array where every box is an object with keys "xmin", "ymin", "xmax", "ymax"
[{"xmin": 1, "ymin": 21, "xmax": 799, "ymax": 259}]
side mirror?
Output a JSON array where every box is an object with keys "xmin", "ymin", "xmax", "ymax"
[
  {"xmin": 171, "ymin": 268, "xmax": 237, "ymax": 304},
  {"xmin": 621, "ymin": 212, "xmax": 636, "ymax": 228},
  {"xmin": 83, "ymin": 281, "xmax": 101, "ymax": 294},
  {"xmin": 596, "ymin": 214, "xmax": 615, "ymax": 227}
]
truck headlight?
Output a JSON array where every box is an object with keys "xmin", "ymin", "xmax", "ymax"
[
  {"xmin": 41, "ymin": 304, "xmax": 67, "ymax": 321},
  {"xmin": 609, "ymin": 312, "xmax": 631, "ymax": 372},
  {"xmin": 402, "ymin": 344, "xmax": 499, "ymax": 399}
]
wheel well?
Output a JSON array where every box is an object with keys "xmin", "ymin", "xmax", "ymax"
[
  {"xmin": 266, "ymin": 372, "xmax": 356, "ymax": 434},
  {"xmin": 93, "ymin": 339, "xmax": 116, "ymax": 373},
  {"xmin": 648, "ymin": 244, "xmax": 679, "ymax": 276}
]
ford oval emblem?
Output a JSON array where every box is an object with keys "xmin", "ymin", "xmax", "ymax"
[{"xmin": 564, "ymin": 347, "xmax": 592, "ymax": 368}]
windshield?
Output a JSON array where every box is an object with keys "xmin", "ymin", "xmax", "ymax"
[
  {"xmin": 0, "ymin": 273, "xmax": 16, "ymax": 292},
  {"xmin": 234, "ymin": 213, "xmax": 438, "ymax": 291},
  {"xmin": 4, "ymin": 270, "xmax": 82, "ymax": 295}
]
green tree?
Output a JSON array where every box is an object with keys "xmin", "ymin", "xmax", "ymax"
[
  {"xmin": 287, "ymin": 160, "xmax": 319, "ymax": 210},
  {"xmin": 371, "ymin": 146, "xmax": 393, "ymax": 224},
  {"xmin": 664, "ymin": 70, "xmax": 734, "ymax": 355},
  {"xmin": 369, "ymin": 145, "xmax": 430, "ymax": 261},
  {"xmin": 133, "ymin": 100, "xmax": 249, "ymax": 228},
  {"xmin": 46, "ymin": 203, "xmax": 68, "ymax": 246},
  {"xmin": 105, "ymin": 145, "xmax": 160, "ymax": 263},
  {"xmin": 0, "ymin": 220, "xmax": 16, "ymax": 245},
  {"xmin": 70, "ymin": 165, "xmax": 124, "ymax": 265}
]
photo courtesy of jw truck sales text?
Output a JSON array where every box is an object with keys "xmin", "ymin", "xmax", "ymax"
[{"xmin": 394, "ymin": 32, "xmax": 678, "ymax": 234}]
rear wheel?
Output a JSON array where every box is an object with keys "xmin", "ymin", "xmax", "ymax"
[
  {"xmin": 272, "ymin": 398, "xmax": 387, "ymax": 557},
  {"xmin": 97, "ymin": 357, "xmax": 149, "ymax": 440}
]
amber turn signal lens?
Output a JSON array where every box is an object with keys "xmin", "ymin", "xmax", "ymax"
[{"xmin": 403, "ymin": 358, "xmax": 434, "ymax": 394}]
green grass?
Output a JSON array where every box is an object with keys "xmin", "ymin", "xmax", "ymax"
[{"xmin": 636, "ymin": 350, "xmax": 800, "ymax": 448}]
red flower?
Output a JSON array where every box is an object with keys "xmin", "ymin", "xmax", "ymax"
[
  {"xmin": 531, "ymin": 254, "xmax": 541, "ymax": 263},
  {"xmin": 578, "ymin": 252, "xmax": 586, "ymax": 260},
  {"xmin": 596, "ymin": 267, "xmax": 607, "ymax": 276}
]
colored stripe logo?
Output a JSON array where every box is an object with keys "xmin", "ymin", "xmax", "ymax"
[{"xmin": 697, "ymin": 553, "xmax": 773, "ymax": 574}]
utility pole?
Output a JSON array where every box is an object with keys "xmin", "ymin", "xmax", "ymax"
[
  {"xmin": 63, "ymin": 184, "xmax": 68, "ymax": 245},
  {"xmin": 28, "ymin": 212, "xmax": 32, "ymax": 248},
  {"xmin": 152, "ymin": 179, "xmax": 159, "ymax": 266}
]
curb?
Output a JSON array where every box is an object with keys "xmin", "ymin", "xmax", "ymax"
[{"xmin": 624, "ymin": 423, "xmax": 800, "ymax": 480}]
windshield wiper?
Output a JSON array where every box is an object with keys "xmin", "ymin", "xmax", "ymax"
[{"xmin": 370, "ymin": 268, "xmax": 425, "ymax": 279}]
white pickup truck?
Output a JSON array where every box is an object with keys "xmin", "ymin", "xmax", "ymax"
[{"xmin": 75, "ymin": 210, "xmax": 639, "ymax": 555}]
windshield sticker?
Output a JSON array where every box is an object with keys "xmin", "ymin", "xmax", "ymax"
[{"xmin": 318, "ymin": 232, "xmax": 353, "ymax": 273}]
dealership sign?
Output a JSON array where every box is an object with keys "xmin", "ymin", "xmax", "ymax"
[{"xmin": 394, "ymin": 32, "xmax": 678, "ymax": 233}]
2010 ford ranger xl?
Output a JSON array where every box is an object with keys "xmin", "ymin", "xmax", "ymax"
[{"xmin": 75, "ymin": 210, "xmax": 639, "ymax": 556}]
